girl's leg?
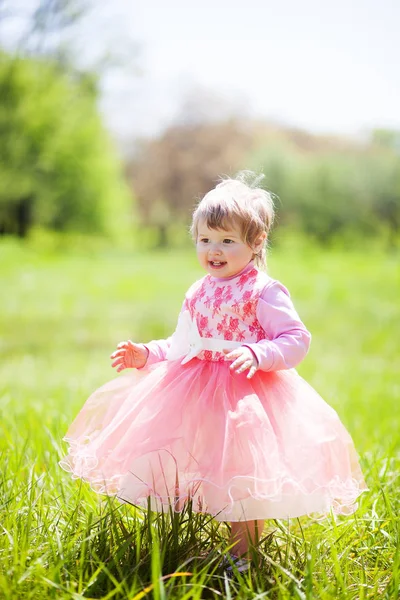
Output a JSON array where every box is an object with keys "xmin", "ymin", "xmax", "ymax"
[{"xmin": 229, "ymin": 519, "xmax": 264, "ymax": 557}]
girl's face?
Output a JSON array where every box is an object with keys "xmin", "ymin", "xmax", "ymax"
[{"xmin": 196, "ymin": 220, "xmax": 265, "ymax": 278}]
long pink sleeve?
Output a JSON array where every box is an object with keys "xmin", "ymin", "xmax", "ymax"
[
  {"xmin": 143, "ymin": 336, "xmax": 173, "ymax": 366},
  {"xmin": 243, "ymin": 281, "xmax": 311, "ymax": 371}
]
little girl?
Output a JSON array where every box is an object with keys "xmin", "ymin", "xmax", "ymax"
[{"xmin": 60, "ymin": 172, "xmax": 366, "ymax": 572}]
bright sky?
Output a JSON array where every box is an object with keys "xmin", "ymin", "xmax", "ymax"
[
  {"xmin": 97, "ymin": 0, "xmax": 400, "ymax": 141},
  {"xmin": 3, "ymin": 0, "xmax": 400, "ymax": 140}
]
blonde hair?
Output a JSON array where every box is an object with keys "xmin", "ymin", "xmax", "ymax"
[{"xmin": 190, "ymin": 171, "xmax": 275, "ymax": 267}]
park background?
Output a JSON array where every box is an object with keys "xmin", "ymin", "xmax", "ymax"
[{"xmin": 1, "ymin": 1, "xmax": 399, "ymax": 598}]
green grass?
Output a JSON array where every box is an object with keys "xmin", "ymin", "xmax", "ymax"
[{"xmin": 0, "ymin": 237, "xmax": 399, "ymax": 599}]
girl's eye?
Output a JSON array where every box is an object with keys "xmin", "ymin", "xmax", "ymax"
[
  {"xmin": 199, "ymin": 238, "xmax": 209, "ymax": 243},
  {"xmin": 223, "ymin": 239, "xmax": 234, "ymax": 244}
]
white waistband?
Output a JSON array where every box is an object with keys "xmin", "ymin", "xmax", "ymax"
[{"xmin": 166, "ymin": 310, "xmax": 241, "ymax": 364}]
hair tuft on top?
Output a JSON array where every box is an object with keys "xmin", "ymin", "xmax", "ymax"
[{"xmin": 228, "ymin": 170, "xmax": 265, "ymax": 189}]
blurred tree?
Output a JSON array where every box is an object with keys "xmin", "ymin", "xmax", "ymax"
[
  {"xmin": 127, "ymin": 116, "xmax": 400, "ymax": 247},
  {"xmin": 371, "ymin": 129, "xmax": 400, "ymax": 154},
  {"xmin": 0, "ymin": 51, "xmax": 130, "ymax": 237},
  {"xmin": 127, "ymin": 120, "xmax": 253, "ymax": 247},
  {"xmin": 0, "ymin": 1, "xmax": 134, "ymax": 238},
  {"xmin": 250, "ymin": 131, "xmax": 400, "ymax": 244}
]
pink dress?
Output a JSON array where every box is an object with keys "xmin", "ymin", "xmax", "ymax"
[{"xmin": 60, "ymin": 263, "xmax": 367, "ymax": 521}]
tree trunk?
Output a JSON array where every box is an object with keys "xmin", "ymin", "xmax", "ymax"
[
  {"xmin": 16, "ymin": 195, "xmax": 33, "ymax": 238},
  {"xmin": 157, "ymin": 223, "xmax": 168, "ymax": 248}
]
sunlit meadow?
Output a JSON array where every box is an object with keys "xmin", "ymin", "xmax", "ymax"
[{"xmin": 0, "ymin": 237, "xmax": 399, "ymax": 599}]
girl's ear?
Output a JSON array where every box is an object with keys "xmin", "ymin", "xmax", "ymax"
[{"xmin": 252, "ymin": 232, "xmax": 267, "ymax": 253}]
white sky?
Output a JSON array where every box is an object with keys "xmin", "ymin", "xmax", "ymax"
[
  {"xmin": 96, "ymin": 0, "xmax": 400, "ymax": 141},
  {"xmin": 3, "ymin": 0, "xmax": 400, "ymax": 140}
]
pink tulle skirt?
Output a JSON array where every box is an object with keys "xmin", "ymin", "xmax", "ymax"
[{"xmin": 60, "ymin": 359, "xmax": 367, "ymax": 521}]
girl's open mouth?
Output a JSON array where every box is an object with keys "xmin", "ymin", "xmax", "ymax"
[{"xmin": 209, "ymin": 261, "xmax": 227, "ymax": 269}]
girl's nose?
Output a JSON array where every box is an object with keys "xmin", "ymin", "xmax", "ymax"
[{"xmin": 209, "ymin": 243, "xmax": 222, "ymax": 255}]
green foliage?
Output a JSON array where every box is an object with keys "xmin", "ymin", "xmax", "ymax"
[
  {"xmin": 0, "ymin": 52, "xmax": 131, "ymax": 237},
  {"xmin": 0, "ymin": 240, "xmax": 399, "ymax": 598},
  {"xmin": 371, "ymin": 128, "xmax": 400, "ymax": 153},
  {"xmin": 250, "ymin": 134, "xmax": 400, "ymax": 245}
]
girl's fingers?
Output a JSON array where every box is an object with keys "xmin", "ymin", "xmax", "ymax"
[
  {"xmin": 234, "ymin": 359, "xmax": 253, "ymax": 374},
  {"xmin": 229, "ymin": 355, "xmax": 246, "ymax": 371},
  {"xmin": 247, "ymin": 365, "xmax": 257, "ymax": 379},
  {"xmin": 110, "ymin": 349, "xmax": 125, "ymax": 359},
  {"xmin": 111, "ymin": 357, "xmax": 125, "ymax": 368},
  {"xmin": 117, "ymin": 340, "xmax": 135, "ymax": 348},
  {"xmin": 223, "ymin": 349, "xmax": 240, "ymax": 360},
  {"xmin": 227, "ymin": 351, "xmax": 257, "ymax": 376},
  {"xmin": 231, "ymin": 357, "xmax": 254, "ymax": 373},
  {"xmin": 111, "ymin": 351, "xmax": 127, "ymax": 360}
]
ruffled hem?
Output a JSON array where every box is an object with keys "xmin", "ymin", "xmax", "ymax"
[{"xmin": 60, "ymin": 449, "xmax": 367, "ymax": 521}]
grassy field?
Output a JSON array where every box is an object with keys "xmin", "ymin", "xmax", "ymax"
[{"xmin": 0, "ymin": 238, "xmax": 399, "ymax": 599}]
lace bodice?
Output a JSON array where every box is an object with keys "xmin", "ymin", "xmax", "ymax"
[{"xmin": 185, "ymin": 267, "xmax": 270, "ymax": 362}]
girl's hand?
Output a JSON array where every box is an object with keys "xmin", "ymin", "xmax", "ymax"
[
  {"xmin": 110, "ymin": 341, "xmax": 149, "ymax": 372},
  {"xmin": 223, "ymin": 346, "xmax": 258, "ymax": 379}
]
